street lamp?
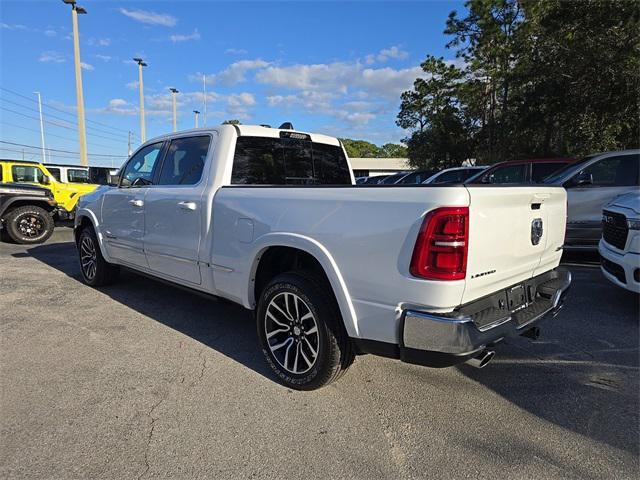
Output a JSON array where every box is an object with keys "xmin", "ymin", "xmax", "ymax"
[
  {"xmin": 62, "ymin": 0, "xmax": 88, "ymax": 166},
  {"xmin": 169, "ymin": 87, "xmax": 179, "ymax": 132},
  {"xmin": 193, "ymin": 110, "xmax": 200, "ymax": 128},
  {"xmin": 33, "ymin": 92, "xmax": 47, "ymax": 163},
  {"xmin": 133, "ymin": 58, "xmax": 147, "ymax": 142}
]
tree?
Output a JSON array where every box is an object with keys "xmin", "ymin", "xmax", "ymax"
[
  {"xmin": 398, "ymin": 0, "xmax": 639, "ymax": 166},
  {"xmin": 380, "ymin": 143, "xmax": 408, "ymax": 158},
  {"xmin": 222, "ymin": 119, "xmax": 241, "ymax": 125},
  {"xmin": 339, "ymin": 138, "xmax": 381, "ymax": 158}
]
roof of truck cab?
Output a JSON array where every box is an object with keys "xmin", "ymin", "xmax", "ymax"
[{"xmin": 145, "ymin": 124, "xmax": 341, "ymax": 147}]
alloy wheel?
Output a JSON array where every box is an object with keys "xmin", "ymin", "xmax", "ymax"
[
  {"xmin": 80, "ymin": 236, "xmax": 97, "ymax": 280},
  {"xmin": 264, "ymin": 292, "xmax": 320, "ymax": 374}
]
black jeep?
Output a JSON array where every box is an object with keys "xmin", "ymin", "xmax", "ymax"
[{"xmin": 0, "ymin": 183, "xmax": 57, "ymax": 244}]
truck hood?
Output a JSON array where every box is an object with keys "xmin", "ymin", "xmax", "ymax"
[{"xmin": 608, "ymin": 192, "xmax": 640, "ymax": 215}]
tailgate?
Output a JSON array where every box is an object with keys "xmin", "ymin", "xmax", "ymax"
[{"xmin": 462, "ymin": 186, "xmax": 566, "ymax": 304}]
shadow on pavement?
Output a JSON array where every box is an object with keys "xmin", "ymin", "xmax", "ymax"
[
  {"xmin": 16, "ymin": 240, "xmax": 640, "ymax": 456},
  {"xmin": 458, "ymin": 266, "xmax": 639, "ymax": 455},
  {"xmin": 19, "ymin": 241, "xmax": 274, "ymax": 383}
]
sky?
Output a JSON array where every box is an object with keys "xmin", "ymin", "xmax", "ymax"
[{"xmin": 0, "ymin": 0, "xmax": 466, "ymax": 166}]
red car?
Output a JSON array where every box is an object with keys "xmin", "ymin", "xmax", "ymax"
[{"xmin": 467, "ymin": 157, "xmax": 577, "ymax": 184}]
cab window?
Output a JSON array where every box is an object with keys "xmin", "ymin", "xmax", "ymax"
[
  {"xmin": 157, "ymin": 136, "xmax": 210, "ymax": 186},
  {"xmin": 47, "ymin": 167, "xmax": 61, "ymax": 181},
  {"xmin": 11, "ymin": 165, "xmax": 46, "ymax": 184},
  {"xmin": 120, "ymin": 142, "xmax": 163, "ymax": 187},
  {"xmin": 68, "ymin": 169, "xmax": 89, "ymax": 183},
  {"xmin": 577, "ymin": 155, "xmax": 640, "ymax": 187}
]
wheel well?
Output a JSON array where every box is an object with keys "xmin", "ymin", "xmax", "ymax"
[
  {"xmin": 75, "ymin": 216, "xmax": 94, "ymax": 244},
  {"xmin": 254, "ymin": 246, "xmax": 332, "ymax": 303},
  {"xmin": 2, "ymin": 200, "xmax": 54, "ymax": 217}
]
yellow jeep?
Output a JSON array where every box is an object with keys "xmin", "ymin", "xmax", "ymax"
[{"xmin": 0, "ymin": 160, "xmax": 98, "ymax": 219}]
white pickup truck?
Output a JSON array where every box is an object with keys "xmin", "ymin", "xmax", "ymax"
[{"xmin": 74, "ymin": 124, "xmax": 571, "ymax": 390}]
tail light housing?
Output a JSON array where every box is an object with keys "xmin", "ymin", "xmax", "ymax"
[{"xmin": 410, "ymin": 207, "xmax": 469, "ymax": 280}]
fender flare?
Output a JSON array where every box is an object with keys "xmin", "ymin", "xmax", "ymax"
[
  {"xmin": 74, "ymin": 209, "xmax": 112, "ymax": 262},
  {"xmin": 247, "ymin": 232, "xmax": 360, "ymax": 337},
  {"xmin": 0, "ymin": 196, "xmax": 54, "ymax": 219}
]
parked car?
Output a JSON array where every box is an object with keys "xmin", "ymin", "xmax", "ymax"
[
  {"xmin": 74, "ymin": 124, "xmax": 571, "ymax": 390},
  {"xmin": 355, "ymin": 174, "xmax": 388, "ymax": 185},
  {"xmin": 378, "ymin": 171, "xmax": 411, "ymax": 184},
  {"xmin": 394, "ymin": 170, "xmax": 436, "ymax": 184},
  {"xmin": 599, "ymin": 192, "xmax": 640, "ymax": 293},
  {"xmin": 544, "ymin": 150, "xmax": 640, "ymax": 250},
  {"xmin": 423, "ymin": 166, "xmax": 487, "ymax": 184},
  {"xmin": 467, "ymin": 158, "xmax": 576, "ymax": 185},
  {"xmin": 0, "ymin": 160, "xmax": 98, "ymax": 220},
  {"xmin": 0, "ymin": 182, "xmax": 56, "ymax": 244}
]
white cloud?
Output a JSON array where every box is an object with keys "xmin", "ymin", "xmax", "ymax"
[
  {"xmin": 227, "ymin": 93, "xmax": 256, "ymax": 107},
  {"xmin": 126, "ymin": 80, "xmax": 139, "ymax": 90},
  {"xmin": 44, "ymin": 29, "xmax": 56, "ymax": 37},
  {"xmin": 95, "ymin": 54, "xmax": 112, "ymax": 62},
  {"xmin": 377, "ymin": 46, "xmax": 409, "ymax": 62},
  {"xmin": 88, "ymin": 37, "xmax": 111, "ymax": 47},
  {"xmin": 109, "ymin": 99, "xmax": 128, "ymax": 108},
  {"xmin": 225, "ymin": 48, "xmax": 248, "ymax": 55},
  {"xmin": 119, "ymin": 8, "xmax": 177, "ymax": 27},
  {"xmin": 170, "ymin": 29, "xmax": 200, "ymax": 43},
  {"xmin": 1, "ymin": 23, "xmax": 27, "ymax": 30},
  {"xmin": 192, "ymin": 59, "xmax": 270, "ymax": 87},
  {"xmin": 80, "ymin": 62, "xmax": 94, "ymax": 71},
  {"xmin": 38, "ymin": 51, "xmax": 65, "ymax": 63}
]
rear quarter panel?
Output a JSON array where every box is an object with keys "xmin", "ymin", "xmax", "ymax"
[{"xmin": 211, "ymin": 186, "xmax": 470, "ymax": 344}]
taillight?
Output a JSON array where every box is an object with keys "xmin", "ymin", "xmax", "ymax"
[{"xmin": 410, "ymin": 207, "xmax": 469, "ymax": 281}]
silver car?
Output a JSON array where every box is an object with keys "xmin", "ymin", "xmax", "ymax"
[{"xmin": 544, "ymin": 150, "xmax": 640, "ymax": 250}]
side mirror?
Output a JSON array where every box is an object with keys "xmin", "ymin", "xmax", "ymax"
[{"xmin": 570, "ymin": 170, "xmax": 593, "ymax": 187}]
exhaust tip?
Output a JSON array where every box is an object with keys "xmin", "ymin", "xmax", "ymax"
[{"xmin": 466, "ymin": 350, "xmax": 495, "ymax": 369}]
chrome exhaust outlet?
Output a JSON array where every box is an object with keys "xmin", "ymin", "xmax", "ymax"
[{"xmin": 466, "ymin": 350, "xmax": 495, "ymax": 369}]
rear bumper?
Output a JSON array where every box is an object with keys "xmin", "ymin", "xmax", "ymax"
[{"xmin": 399, "ymin": 268, "xmax": 572, "ymax": 367}]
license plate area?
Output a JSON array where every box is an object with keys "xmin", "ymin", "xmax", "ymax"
[{"xmin": 507, "ymin": 284, "xmax": 528, "ymax": 312}]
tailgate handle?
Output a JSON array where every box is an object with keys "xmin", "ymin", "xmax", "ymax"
[{"xmin": 531, "ymin": 203, "xmax": 541, "ymax": 210}]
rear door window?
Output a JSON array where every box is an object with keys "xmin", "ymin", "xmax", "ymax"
[
  {"xmin": 532, "ymin": 162, "xmax": 566, "ymax": 182},
  {"xmin": 157, "ymin": 136, "xmax": 211, "ymax": 186},
  {"xmin": 68, "ymin": 169, "xmax": 89, "ymax": 183}
]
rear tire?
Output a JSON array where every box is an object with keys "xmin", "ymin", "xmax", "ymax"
[
  {"xmin": 4, "ymin": 205, "xmax": 54, "ymax": 244},
  {"xmin": 78, "ymin": 226, "xmax": 120, "ymax": 286},
  {"xmin": 256, "ymin": 271, "xmax": 354, "ymax": 390}
]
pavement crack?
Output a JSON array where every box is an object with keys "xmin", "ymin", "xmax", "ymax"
[{"xmin": 138, "ymin": 397, "xmax": 165, "ymax": 480}]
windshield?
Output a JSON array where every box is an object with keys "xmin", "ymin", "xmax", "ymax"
[{"xmin": 543, "ymin": 155, "xmax": 595, "ymax": 183}]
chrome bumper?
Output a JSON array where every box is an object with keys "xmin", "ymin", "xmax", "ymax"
[{"xmin": 399, "ymin": 268, "xmax": 572, "ymax": 367}]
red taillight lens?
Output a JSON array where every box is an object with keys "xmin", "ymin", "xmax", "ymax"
[{"xmin": 410, "ymin": 207, "xmax": 469, "ymax": 281}]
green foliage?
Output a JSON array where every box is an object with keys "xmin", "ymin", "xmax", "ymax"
[
  {"xmin": 339, "ymin": 138, "xmax": 406, "ymax": 158},
  {"xmin": 222, "ymin": 119, "xmax": 241, "ymax": 125},
  {"xmin": 398, "ymin": 0, "xmax": 640, "ymax": 169}
]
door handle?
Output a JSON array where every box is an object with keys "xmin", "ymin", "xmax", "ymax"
[
  {"xmin": 178, "ymin": 201, "xmax": 197, "ymax": 211},
  {"xmin": 128, "ymin": 199, "xmax": 144, "ymax": 207}
]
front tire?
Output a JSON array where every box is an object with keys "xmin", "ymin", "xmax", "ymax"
[
  {"xmin": 4, "ymin": 205, "xmax": 54, "ymax": 244},
  {"xmin": 78, "ymin": 226, "xmax": 119, "ymax": 286},
  {"xmin": 256, "ymin": 271, "xmax": 354, "ymax": 390}
]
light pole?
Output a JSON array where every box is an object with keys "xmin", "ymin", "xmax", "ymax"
[
  {"xmin": 62, "ymin": 0, "xmax": 88, "ymax": 166},
  {"xmin": 133, "ymin": 58, "xmax": 147, "ymax": 142},
  {"xmin": 193, "ymin": 110, "xmax": 200, "ymax": 128},
  {"xmin": 33, "ymin": 92, "xmax": 47, "ymax": 163},
  {"xmin": 169, "ymin": 87, "xmax": 179, "ymax": 132}
]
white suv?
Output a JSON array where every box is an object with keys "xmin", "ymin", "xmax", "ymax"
[{"xmin": 599, "ymin": 192, "xmax": 640, "ymax": 293}]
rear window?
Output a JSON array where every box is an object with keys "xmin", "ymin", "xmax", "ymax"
[
  {"xmin": 479, "ymin": 164, "xmax": 527, "ymax": 184},
  {"xmin": 231, "ymin": 136, "xmax": 351, "ymax": 185}
]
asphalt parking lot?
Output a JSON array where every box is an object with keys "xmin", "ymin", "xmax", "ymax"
[{"xmin": 1, "ymin": 228, "xmax": 638, "ymax": 479}]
